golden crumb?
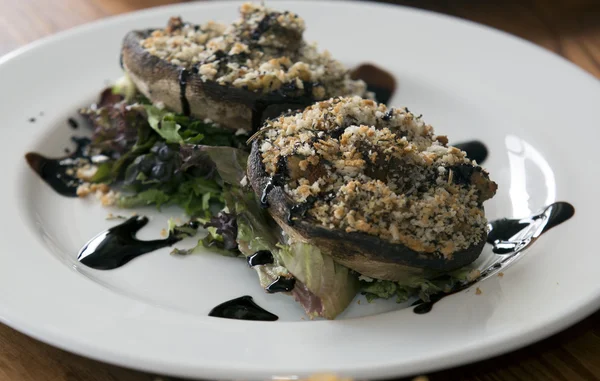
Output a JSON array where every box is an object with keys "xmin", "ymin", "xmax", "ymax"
[
  {"xmin": 76, "ymin": 183, "xmax": 91, "ymax": 197},
  {"xmin": 467, "ymin": 269, "xmax": 481, "ymax": 282},
  {"xmin": 90, "ymin": 183, "xmax": 110, "ymax": 194},
  {"xmin": 76, "ymin": 165, "xmax": 98, "ymax": 181},
  {"xmin": 498, "ymin": 272, "xmax": 504, "ymax": 278},
  {"xmin": 412, "ymin": 376, "xmax": 430, "ymax": 381},
  {"xmin": 160, "ymin": 228, "xmax": 167, "ymax": 238},
  {"xmin": 475, "ymin": 287, "xmax": 482, "ymax": 295},
  {"xmin": 100, "ymin": 191, "xmax": 118, "ymax": 206},
  {"xmin": 357, "ymin": 299, "xmax": 361, "ymax": 305},
  {"xmin": 140, "ymin": 4, "xmax": 367, "ymax": 99},
  {"xmin": 257, "ymin": 96, "xmax": 496, "ymax": 256}
]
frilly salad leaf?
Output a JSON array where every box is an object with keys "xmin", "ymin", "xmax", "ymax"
[
  {"xmin": 144, "ymin": 105, "xmax": 184, "ymax": 144},
  {"xmin": 278, "ymin": 242, "xmax": 360, "ymax": 319},
  {"xmin": 79, "ymin": 87, "xmax": 249, "ymax": 214},
  {"xmin": 112, "ymin": 74, "xmax": 138, "ymax": 103},
  {"xmin": 360, "ymin": 267, "xmax": 480, "ymax": 303},
  {"xmin": 117, "ymin": 176, "xmax": 224, "ymax": 217}
]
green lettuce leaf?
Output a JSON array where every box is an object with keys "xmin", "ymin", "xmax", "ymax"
[
  {"xmin": 361, "ymin": 267, "xmax": 479, "ymax": 303},
  {"xmin": 144, "ymin": 105, "xmax": 184, "ymax": 144},
  {"xmin": 279, "ymin": 242, "xmax": 360, "ymax": 319},
  {"xmin": 361, "ymin": 278, "xmax": 442, "ymax": 303},
  {"xmin": 117, "ymin": 176, "xmax": 224, "ymax": 217},
  {"xmin": 111, "ymin": 74, "xmax": 137, "ymax": 102}
]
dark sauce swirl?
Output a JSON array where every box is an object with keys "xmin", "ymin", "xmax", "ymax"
[
  {"xmin": 247, "ymin": 250, "xmax": 274, "ymax": 267},
  {"xmin": 454, "ymin": 140, "xmax": 488, "ymax": 164},
  {"xmin": 78, "ymin": 216, "xmax": 198, "ymax": 270},
  {"xmin": 209, "ymin": 295, "xmax": 278, "ymax": 321},
  {"xmin": 413, "ymin": 202, "xmax": 575, "ymax": 314},
  {"xmin": 25, "ymin": 137, "xmax": 91, "ymax": 197}
]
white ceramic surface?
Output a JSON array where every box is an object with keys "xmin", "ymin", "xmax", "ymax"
[{"xmin": 0, "ymin": 1, "xmax": 599, "ymax": 379}]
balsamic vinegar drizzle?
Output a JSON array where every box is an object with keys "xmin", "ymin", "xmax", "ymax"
[
  {"xmin": 260, "ymin": 156, "xmax": 288, "ymax": 208},
  {"xmin": 266, "ymin": 276, "xmax": 296, "ymax": 293},
  {"xmin": 178, "ymin": 68, "xmax": 191, "ymax": 116},
  {"xmin": 412, "ymin": 202, "xmax": 575, "ymax": 314},
  {"xmin": 25, "ymin": 137, "xmax": 91, "ymax": 197},
  {"xmin": 77, "ymin": 216, "xmax": 198, "ymax": 270},
  {"xmin": 209, "ymin": 295, "xmax": 278, "ymax": 321},
  {"xmin": 487, "ymin": 201, "xmax": 575, "ymax": 254},
  {"xmin": 453, "ymin": 140, "xmax": 488, "ymax": 164},
  {"xmin": 260, "ymin": 180, "xmax": 275, "ymax": 207},
  {"xmin": 350, "ymin": 63, "xmax": 396, "ymax": 105},
  {"xmin": 68, "ymin": 118, "xmax": 79, "ymax": 129},
  {"xmin": 247, "ymin": 250, "xmax": 274, "ymax": 267}
]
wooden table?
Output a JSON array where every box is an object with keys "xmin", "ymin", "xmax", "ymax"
[{"xmin": 1, "ymin": 1, "xmax": 599, "ymax": 380}]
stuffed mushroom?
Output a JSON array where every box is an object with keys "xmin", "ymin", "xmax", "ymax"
[
  {"xmin": 121, "ymin": 3, "xmax": 370, "ymax": 132},
  {"xmin": 248, "ymin": 96, "xmax": 497, "ymax": 282}
]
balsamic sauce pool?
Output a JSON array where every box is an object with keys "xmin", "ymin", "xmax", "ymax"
[
  {"xmin": 209, "ymin": 296, "xmax": 278, "ymax": 321},
  {"xmin": 77, "ymin": 216, "xmax": 181, "ymax": 270},
  {"xmin": 77, "ymin": 217, "xmax": 199, "ymax": 270},
  {"xmin": 25, "ymin": 136, "xmax": 91, "ymax": 197}
]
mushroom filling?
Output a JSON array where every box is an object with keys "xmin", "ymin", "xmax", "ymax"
[
  {"xmin": 140, "ymin": 3, "xmax": 369, "ymax": 98},
  {"xmin": 258, "ymin": 96, "xmax": 497, "ymax": 257}
]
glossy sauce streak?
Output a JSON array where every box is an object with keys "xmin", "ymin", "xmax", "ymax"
[
  {"xmin": 78, "ymin": 216, "xmax": 188, "ymax": 270},
  {"xmin": 350, "ymin": 63, "xmax": 396, "ymax": 105},
  {"xmin": 68, "ymin": 118, "xmax": 79, "ymax": 129},
  {"xmin": 266, "ymin": 276, "xmax": 296, "ymax": 293},
  {"xmin": 260, "ymin": 179, "xmax": 275, "ymax": 207},
  {"xmin": 247, "ymin": 250, "xmax": 274, "ymax": 267},
  {"xmin": 178, "ymin": 68, "xmax": 191, "ymax": 116},
  {"xmin": 454, "ymin": 140, "xmax": 488, "ymax": 164},
  {"xmin": 260, "ymin": 156, "xmax": 288, "ymax": 208},
  {"xmin": 209, "ymin": 295, "xmax": 278, "ymax": 321},
  {"xmin": 25, "ymin": 137, "xmax": 91, "ymax": 197},
  {"xmin": 287, "ymin": 196, "xmax": 317, "ymax": 225},
  {"xmin": 413, "ymin": 202, "xmax": 575, "ymax": 314}
]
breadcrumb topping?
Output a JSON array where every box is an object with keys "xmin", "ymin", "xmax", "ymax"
[
  {"xmin": 258, "ymin": 97, "xmax": 497, "ymax": 256},
  {"xmin": 140, "ymin": 3, "xmax": 368, "ymax": 98}
]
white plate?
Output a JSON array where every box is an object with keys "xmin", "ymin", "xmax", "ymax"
[{"xmin": 1, "ymin": 1, "xmax": 599, "ymax": 379}]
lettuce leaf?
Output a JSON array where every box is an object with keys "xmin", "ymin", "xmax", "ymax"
[
  {"xmin": 112, "ymin": 74, "xmax": 137, "ymax": 102},
  {"xmin": 361, "ymin": 267, "xmax": 479, "ymax": 303},
  {"xmin": 361, "ymin": 278, "xmax": 442, "ymax": 303},
  {"xmin": 117, "ymin": 176, "xmax": 224, "ymax": 217},
  {"xmin": 144, "ymin": 105, "xmax": 184, "ymax": 144},
  {"xmin": 279, "ymin": 242, "xmax": 360, "ymax": 319}
]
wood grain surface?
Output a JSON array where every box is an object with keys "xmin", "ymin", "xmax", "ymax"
[{"xmin": 0, "ymin": 0, "xmax": 599, "ymax": 380}]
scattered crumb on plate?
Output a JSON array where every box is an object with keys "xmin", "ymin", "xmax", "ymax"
[
  {"xmin": 105, "ymin": 213, "xmax": 127, "ymax": 220},
  {"xmin": 475, "ymin": 287, "xmax": 482, "ymax": 295}
]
